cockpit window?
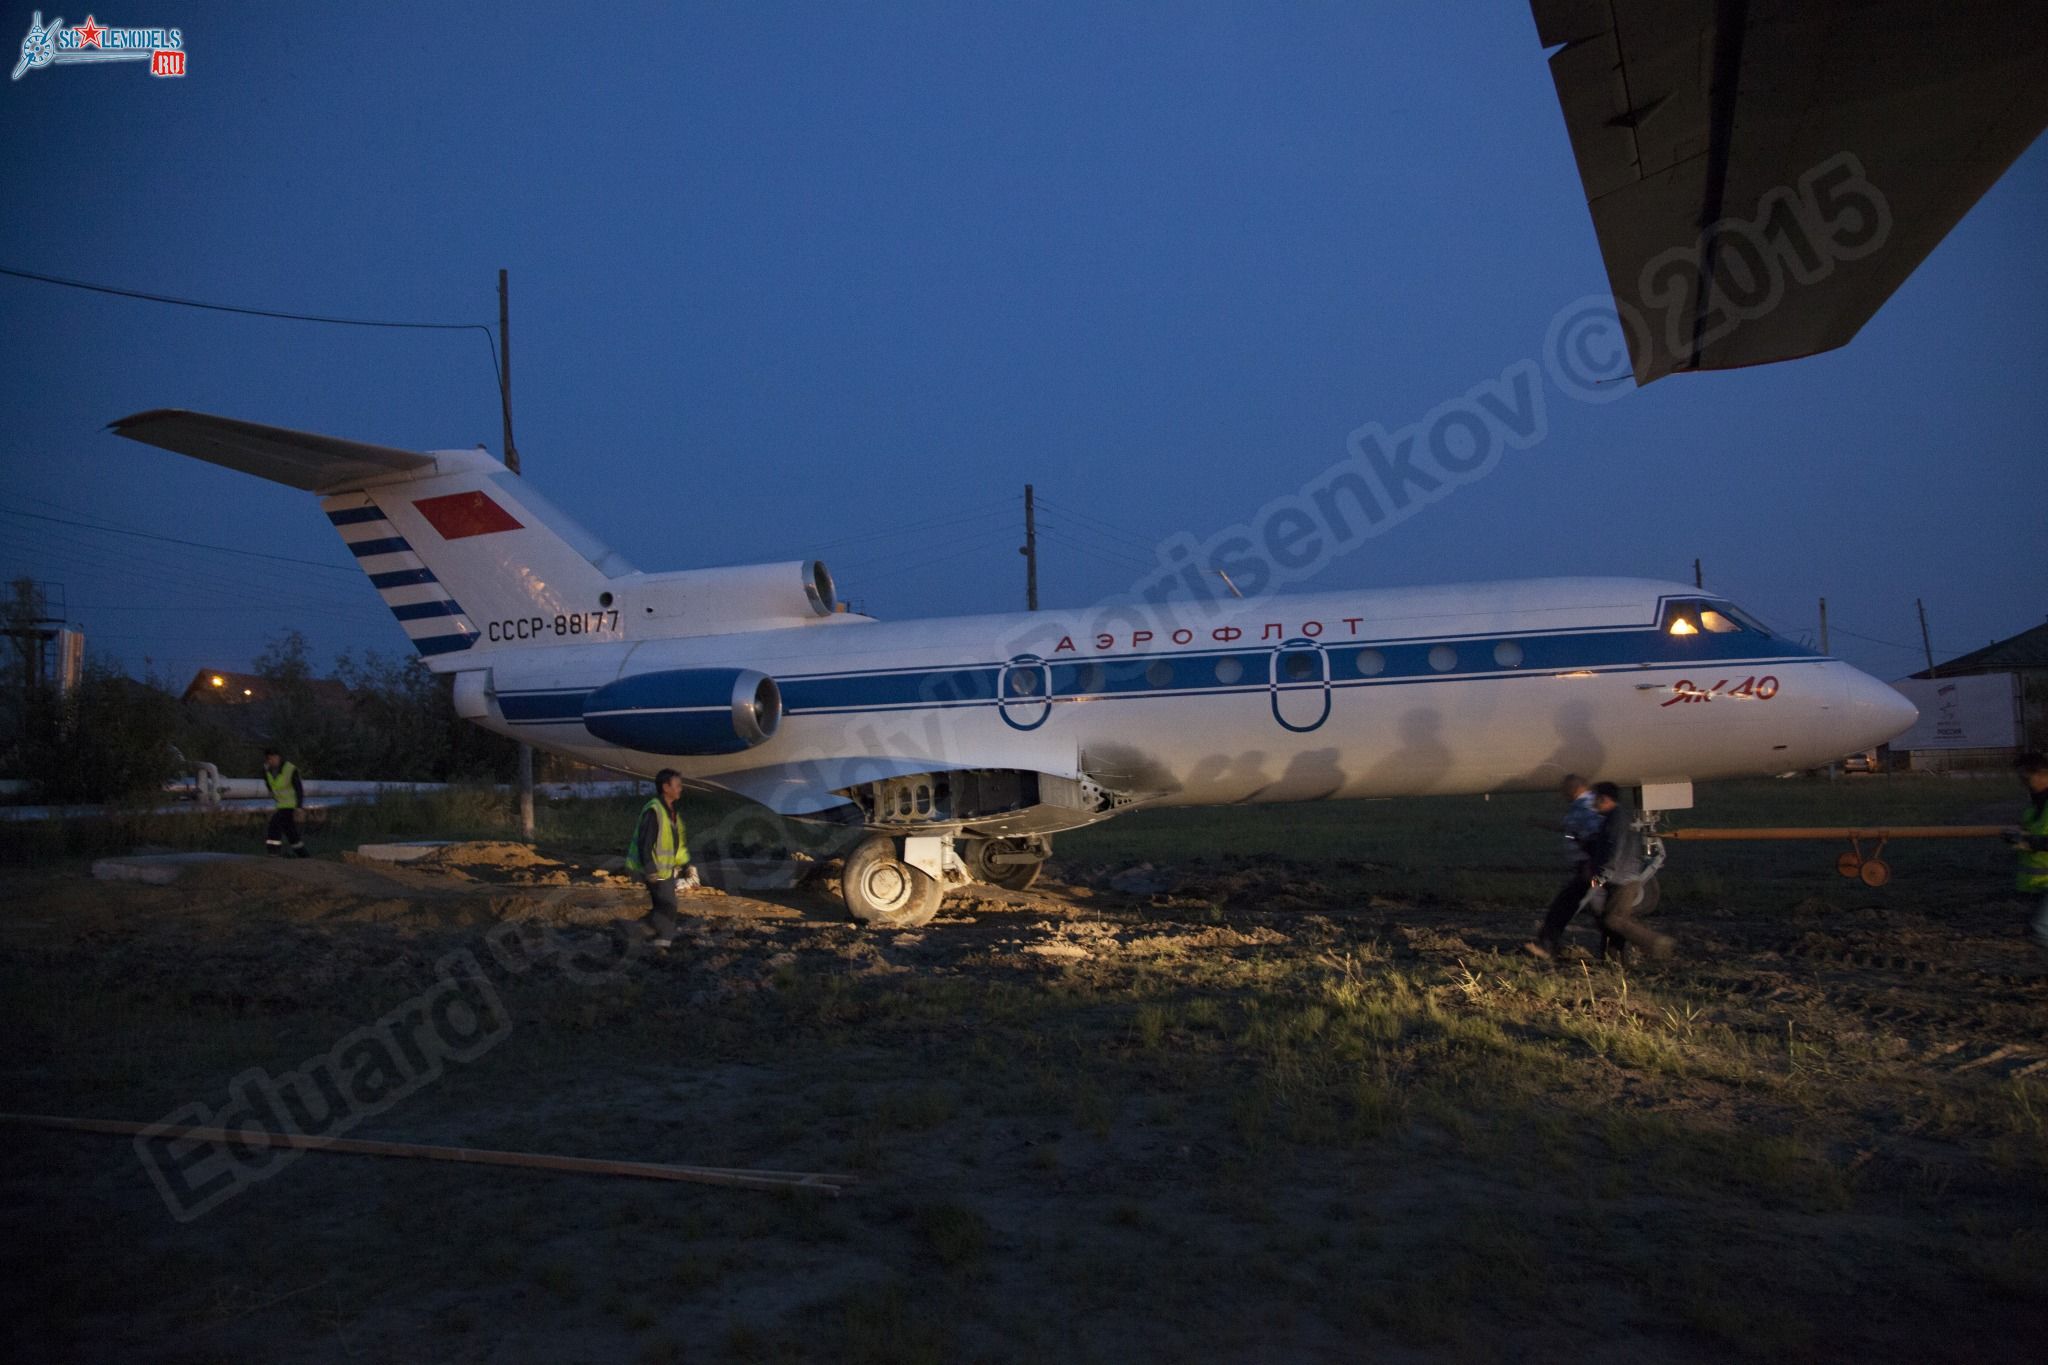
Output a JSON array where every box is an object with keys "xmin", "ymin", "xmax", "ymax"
[{"xmin": 1663, "ymin": 599, "xmax": 1772, "ymax": 637}]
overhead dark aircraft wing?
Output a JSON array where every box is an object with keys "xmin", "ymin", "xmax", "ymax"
[
  {"xmin": 1532, "ymin": 0, "xmax": 2048, "ymax": 384},
  {"xmin": 109, "ymin": 408, "xmax": 436, "ymax": 491}
]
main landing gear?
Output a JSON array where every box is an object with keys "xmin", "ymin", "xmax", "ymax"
[{"xmin": 839, "ymin": 834, "xmax": 1051, "ymax": 927}]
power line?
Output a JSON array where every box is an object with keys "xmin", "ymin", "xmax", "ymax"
[
  {"xmin": 1833, "ymin": 625, "xmax": 1948, "ymax": 654},
  {"xmin": 0, "ymin": 507, "xmax": 363, "ymax": 574},
  {"xmin": 0, "ymin": 523, "xmax": 381, "ymax": 605},
  {"xmin": 833, "ymin": 518, "xmax": 1021, "ymax": 573},
  {"xmin": 0, "ymin": 264, "xmax": 504, "ymax": 392},
  {"xmin": 1034, "ymin": 525, "xmax": 1154, "ymax": 570},
  {"xmin": 1034, "ymin": 517, "xmax": 1161, "ymax": 567},
  {"xmin": 805, "ymin": 500, "xmax": 1015, "ymax": 554},
  {"xmin": 843, "ymin": 537, "xmax": 1014, "ymax": 581},
  {"xmin": 1032, "ymin": 495, "xmax": 1166, "ymax": 554}
]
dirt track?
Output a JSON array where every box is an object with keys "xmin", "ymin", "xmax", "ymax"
[{"xmin": 4, "ymin": 812, "xmax": 2046, "ymax": 1363}]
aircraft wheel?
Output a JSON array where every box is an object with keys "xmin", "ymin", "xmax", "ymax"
[
  {"xmin": 1634, "ymin": 874, "xmax": 1661, "ymax": 917},
  {"xmin": 842, "ymin": 836, "xmax": 940, "ymax": 928},
  {"xmin": 964, "ymin": 836, "xmax": 1047, "ymax": 891},
  {"xmin": 1858, "ymin": 858, "xmax": 1891, "ymax": 888}
]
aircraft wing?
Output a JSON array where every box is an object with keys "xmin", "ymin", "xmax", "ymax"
[
  {"xmin": 109, "ymin": 408, "xmax": 437, "ymax": 491},
  {"xmin": 1533, "ymin": 0, "xmax": 2048, "ymax": 384}
]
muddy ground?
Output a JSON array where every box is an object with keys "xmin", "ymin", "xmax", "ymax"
[{"xmin": 2, "ymin": 780, "xmax": 2045, "ymax": 1362}]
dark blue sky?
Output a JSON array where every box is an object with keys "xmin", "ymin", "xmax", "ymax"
[{"xmin": 3, "ymin": 2, "xmax": 2042, "ymax": 685}]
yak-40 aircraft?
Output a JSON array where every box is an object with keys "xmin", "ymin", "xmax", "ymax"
[{"xmin": 113, "ymin": 410, "xmax": 1918, "ymax": 926}]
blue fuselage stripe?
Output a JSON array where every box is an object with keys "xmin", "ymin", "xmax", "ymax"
[{"xmin": 488, "ymin": 627, "xmax": 1819, "ymax": 725}]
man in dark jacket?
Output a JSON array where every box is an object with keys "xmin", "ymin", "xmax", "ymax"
[
  {"xmin": 1526, "ymin": 773, "xmax": 1603, "ymax": 959},
  {"xmin": 1582, "ymin": 782, "xmax": 1674, "ymax": 963},
  {"xmin": 626, "ymin": 769, "xmax": 694, "ymax": 948}
]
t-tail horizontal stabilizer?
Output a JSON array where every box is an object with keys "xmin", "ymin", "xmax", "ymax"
[{"xmin": 108, "ymin": 408, "xmax": 439, "ymax": 492}]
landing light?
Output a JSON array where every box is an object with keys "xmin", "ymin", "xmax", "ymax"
[
  {"xmin": 1668, "ymin": 618, "xmax": 1698, "ymax": 636},
  {"xmin": 209, "ymin": 674, "xmax": 225, "ymax": 686},
  {"xmin": 242, "ymin": 688, "xmax": 253, "ymax": 697}
]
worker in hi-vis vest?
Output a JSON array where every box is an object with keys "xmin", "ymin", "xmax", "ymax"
[
  {"xmin": 262, "ymin": 747, "xmax": 309, "ymax": 858},
  {"xmin": 2007, "ymin": 752, "xmax": 2048, "ymax": 952},
  {"xmin": 626, "ymin": 767, "xmax": 696, "ymax": 948}
]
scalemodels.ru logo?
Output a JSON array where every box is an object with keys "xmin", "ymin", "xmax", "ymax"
[{"xmin": 12, "ymin": 11, "xmax": 185, "ymax": 80}]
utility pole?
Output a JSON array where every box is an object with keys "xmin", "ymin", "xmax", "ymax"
[
  {"xmin": 1021, "ymin": 484, "xmax": 1038, "ymax": 611},
  {"xmin": 1916, "ymin": 597, "xmax": 1936, "ymax": 676},
  {"xmin": 1819, "ymin": 597, "xmax": 1835, "ymax": 778},
  {"xmin": 1693, "ymin": 558, "xmax": 1702, "ymax": 589},
  {"xmin": 499, "ymin": 269, "xmax": 534, "ymax": 840},
  {"xmin": 498, "ymin": 269, "xmax": 520, "ymax": 477}
]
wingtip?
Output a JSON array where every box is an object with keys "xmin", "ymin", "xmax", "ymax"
[{"xmin": 106, "ymin": 408, "xmax": 187, "ymax": 435}]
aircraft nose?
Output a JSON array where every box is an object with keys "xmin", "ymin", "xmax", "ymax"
[{"xmin": 1839, "ymin": 667, "xmax": 1918, "ymax": 749}]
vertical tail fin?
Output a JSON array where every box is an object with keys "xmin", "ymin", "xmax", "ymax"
[{"xmin": 111, "ymin": 409, "xmax": 635, "ymax": 668}]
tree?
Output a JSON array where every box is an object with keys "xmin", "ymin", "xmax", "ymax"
[
  {"xmin": 20, "ymin": 661, "xmax": 182, "ymax": 802},
  {"xmin": 253, "ymin": 630, "xmax": 353, "ymax": 776},
  {"xmin": 332, "ymin": 649, "xmax": 454, "ymax": 779}
]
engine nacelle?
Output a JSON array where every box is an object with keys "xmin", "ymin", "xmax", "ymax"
[
  {"xmin": 581, "ymin": 668, "xmax": 782, "ymax": 756},
  {"xmin": 623, "ymin": 560, "xmax": 838, "ymax": 637}
]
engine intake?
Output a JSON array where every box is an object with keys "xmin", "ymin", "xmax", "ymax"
[{"xmin": 581, "ymin": 668, "xmax": 781, "ymax": 756}]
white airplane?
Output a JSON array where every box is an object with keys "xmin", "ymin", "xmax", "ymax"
[{"xmin": 112, "ymin": 409, "xmax": 1916, "ymax": 926}]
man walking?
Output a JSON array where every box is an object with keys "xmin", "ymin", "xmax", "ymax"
[
  {"xmin": 1526, "ymin": 774, "xmax": 1603, "ymax": 959},
  {"xmin": 627, "ymin": 768, "xmax": 694, "ymax": 948},
  {"xmin": 262, "ymin": 747, "xmax": 309, "ymax": 858},
  {"xmin": 2005, "ymin": 753, "xmax": 2048, "ymax": 952},
  {"xmin": 1582, "ymin": 782, "xmax": 1673, "ymax": 963}
]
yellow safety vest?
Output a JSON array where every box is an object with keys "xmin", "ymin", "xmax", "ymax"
[
  {"xmin": 265, "ymin": 761, "xmax": 300, "ymax": 810},
  {"xmin": 625, "ymin": 797, "xmax": 688, "ymax": 878},
  {"xmin": 2020, "ymin": 796, "xmax": 2048, "ymax": 894}
]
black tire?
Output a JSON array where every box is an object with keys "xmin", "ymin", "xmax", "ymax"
[
  {"xmin": 1634, "ymin": 875, "xmax": 1661, "ymax": 918},
  {"xmin": 964, "ymin": 837, "xmax": 1045, "ymax": 891},
  {"xmin": 841, "ymin": 836, "xmax": 940, "ymax": 928}
]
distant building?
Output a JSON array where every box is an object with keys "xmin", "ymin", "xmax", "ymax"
[
  {"xmin": 1890, "ymin": 619, "xmax": 2048, "ymax": 770},
  {"xmin": 180, "ymin": 669, "xmax": 351, "ymax": 708}
]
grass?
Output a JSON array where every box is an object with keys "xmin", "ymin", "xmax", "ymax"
[
  {"xmin": 0, "ymin": 784, "xmax": 818, "ymax": 865},
  {"xmin": 4, "ymin": 773, "xmax": 2043, "ymax": 1362}
]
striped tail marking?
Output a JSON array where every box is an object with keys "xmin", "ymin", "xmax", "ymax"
[{"xmin": 322, "ymin": 499, "xmax": 480, "ymax": 657}]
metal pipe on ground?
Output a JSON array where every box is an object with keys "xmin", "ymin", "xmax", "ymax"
[{"xmin": 2, "ymin": 1112, "xmax": 855, "ymax": 1196}]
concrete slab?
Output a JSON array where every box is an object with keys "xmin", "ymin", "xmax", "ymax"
[
  {"xmin": 352, "ymin": 841, "xmax": 457, "ymax": 864},
  {"xmin": 90, "ymin": 852, "xmax": 256, "ymax": 885}
]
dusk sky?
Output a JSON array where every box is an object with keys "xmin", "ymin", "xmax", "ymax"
[{"xmin": 3, "ymin": 2, "xmax": 2042, "ymax": 686}]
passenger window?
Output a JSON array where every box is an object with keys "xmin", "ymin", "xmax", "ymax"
[
  {"xmin": 1213, "ymin": 656, "xmax": 1244, "ymax": 685},
  {"xmin": 1281, "ymin": 650, "xmax": 1318, "ymax": 681},
  {"xmin": 1145, "ymin": 659, "xmax": 1174, "ymax": 688}
]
